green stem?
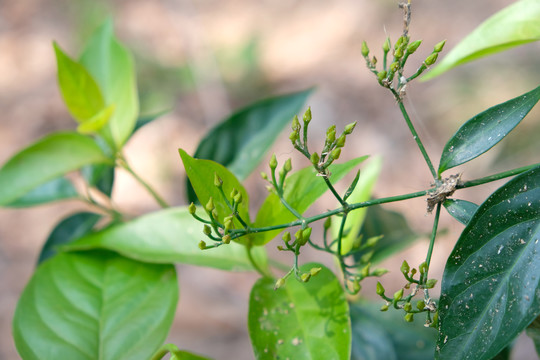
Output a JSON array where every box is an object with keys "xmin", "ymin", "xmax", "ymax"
[
  {"xmin": 422, "ymin": 202, "xmax": 441, "ymax": 284},
  {"xmin": 396, "ymin": 101, "xmax": 437, "ymax": 179},
  {"xmin": 150, "ymin": 343, "xmax": 182, "ymax": 360},
  {"xmin": 323, "ymin": 176, "xmax": 345, "ymax": 206},
  {"xmin": 458, "ymin": 163, "xmax": 539, "ymax": 189},
  {"xmin": 118, "ymin": 155, "xmax": 170, "ymax": 208},
  {"xmin": 247, "ymin": 245, "xmax": 272, "ymax": 278}
]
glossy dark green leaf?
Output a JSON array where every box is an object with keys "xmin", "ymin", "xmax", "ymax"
[
  {"xmin": 80, "ymin": 19, "xmax": 139, "ymax": 149},
  {"xmin": 0, "ymin": 132, "xmax": 111, "ymax": 206},
  {"xmin": 38, "ymin": 212, "xmax": 101, "ymax": 264},
  {"xmin": 253, "ymin": 156, "xmax": 368, "ymax": 245},
  {"xmin": 187, "ymin": 89, "xmax": 312, "ymax": 202},
  {"xmin": 526, "ymin": 315, "xmax": 540, "ymax": 356},
  {"xmin": 248, "ymin": 263, "xmax": 351, "ymax": 360},
  {"xmin": 423, "ymin": 0, "xmax": 540, "ymax": 80},
  {"xmin": 438, "ymin": 85, "xmax": 540, "ymax": 175},
  {"xmin": 443, "ymin": 199, "xmax": 479, "ymax": 226},
  {"xmin": 65, "ymin": 207, "xmax": 267, "ymax": 272},
  {"xmin": 437, "ymin": 165, "xmax": 540, "ymax": 360},
  {"xmin": 180, "ymin": 149, "xmax": 252, "ymax": 244},
  {"xmin": 350, "ymin": 302, "xmax": 437, "ymax": 360},
  {"xmin": 13, "ymin": 251, "xmax": 178, "ymax": 360},
  {"xmin": 353, "ymin": 205, "xmax": 419, "ymax": 265},
  {"xmin": 6, "ymin": 177, "xmax": 78, "ymax": 207}
]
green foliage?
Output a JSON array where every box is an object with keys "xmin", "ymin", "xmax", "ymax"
[
  {"xmin": 13, "ymin": 251, "xmax": 178, "ymax": 360},
  {"xmin": 423, "ymin": 0, "xmax": 540, "ymax": 80},
  {"xmin": 5, "ymin": 177, "xmax": 79, "ymax": 208},
  {"xmin": 443, "ymin": 199, "xmax": 479, "ymax": 225},
  {"xmin": 248, "ymin": 263, "xmax": 351, "ymax": 360}
]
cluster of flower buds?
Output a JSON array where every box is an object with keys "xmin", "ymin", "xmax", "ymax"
[
  {"xmin": 274, "ymin": 266, "xmax": 322, "ymax": 290},
  {"xmin": 375, "ymin": 259, "xmax": 438, "ymax": 326},
  {"xmin": 189, "ymin": 173, "xmax": 246, "ymax": 250},
  {"xmin": 260, "ymin": 154, "xmax": 293, "ymax": 196}
]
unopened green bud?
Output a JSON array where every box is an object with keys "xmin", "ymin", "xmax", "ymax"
[
  {"xmin": 393, "ymin": 289, "xmax": 404, "ymax": 302},
  {"xmin": 394, "ymin": 47, "xmax": 403, "ymax": 59},
  {"xmin": 203, "ymin": 225, "xmax": 212, "ymax": 236},
  {"xmin": 198, "ymin": 240, "xmax": 207, "ymax": 250},
  {"xmin": 274, "ymin": 277, "xmax": 286, "ymax": 290},
  {"xmin": 289, "ymin": 131, "xmax": 299, "ymax": 143},
  {"xmin": 302, "ymin": 227, "xmax": 312, "ymax": 241},
  {"xmin": 404, "ymin": 302, "xmax": 413, "ymax": 312},
  {"xmin": 361, "ymin": 263, "xmax": 370, "ymax": 278},
  {"xmin": 269, "ymin": 154, "xmax": 278, "ymax": 170},
  {"xmin": 419, "ymin": 262, "xmax": 428, "ymax": 275},
  {"xmin": 310, "ymin": 152, "xmax": 320, "ymax": 165},
  {"xmin": 395, "ymin": 36, "xmax": 404, "ymax": 49},
  {"xmin": 277, "ymin": 245, "xmax": 284, "ymax": 251},
  {"xmin": 214, "ymin": 173, "xmax": 223, "ymax": 188},
  {"xmin": 401, "ymin": 260, "xmax": 410, "ymax": 275},
  {"xmin": 371, "ymin": 268, "xmax": 389, "ymax": 277},
  {"xmin": 323, "ymin": 217, "xmax": 332, "ymax": 229},
  {"xmin": 424, "ymin": 53, "xmax": 438, "ymax": 66},
  {"xmin": 303, "ymin": 107, "xmax": 312, "ymax": 124},
  {"xmin": 291, "ymin": 115, "xmax": 301, "ymax": 131},
  {"xmin": 371, "ymin": 56, "xmax": 377, "ymax": 66},
  {"xmin": 282, "ymin": 232, "xmax": 291, "ymax": 243},
  {"xmin": 261, "ymin": 172, "xmax": 268, "ymax": 181},
  {"xmin": 433, "ymin": 39, "xmax": 446, "ymax": 53},
  {"xmin": 426, "ymin": 279, "xmax": 438, "ymax": 289},
  {"xmin": 351, "ymin": 278, "xmax": 361, "ymax": 293},
  {"xmin": 188, "ymin": 202, "xmax": 197, "ymax": 215},
  {"xmin": 310, "ymin": 267, "xmax": 322, "ymax": 276},
  {"xmin": 205, "ymin": 197, "xmax": 215, "ymax": 212},
  {"xmin": 407, "ymin": 40, "xmax": 422, "ymax": 54},
  {"xmin": 377, "ymin": 70, "xmax": 388, "ymax": 82},
  {"xmin": 416, "ymin": 300, "xmax": 425, "ymax": 311},
  {"xmin": 365, "ymin": 235, "xmax": 381, "ymax": 248},
  {"xmin": 234, "ymin": 193, "xmax": 242, "ymax": 204},
  {"xmin": 344, "ymin": 122, "xmax": 357, "ymax": 135},
  {"xmin": 224, "ymin": 219, "xmax": 233, "ymax": 232},
  {"xmin": 390, "ymin": 61, "xmax": 400, "ymax": 72},
  {"xmin": 380, "ymin": 304, "xmax": 389, "ymax": 312},
  {"xmin": 212, "ymin": 209, "xmax": 218, "ymax": 219},
  {"xmin": 330, "ymin": 148, "xmax": 341, "ymax": 161},
  {"xmin": 326, "ymin": 129, "xmax": 336, "ymax": 144},
  {"xmin": 222, "ymin": 235, "xmax": 231, "ymax": 244},
  {"xmin": 382, "ymin": 37, "xmax": 390, "ymax": 53},
  {"xmin": 230, "ymin": 188, "xmax": 238, "ymax": 199},
  {"xmin": 410, "ymin": 268, "xmax": 417, "ymax": 276},
  {"xmin": 301, "ymin": 273, "xmax": 311, "ymax": 282},
  {"xmin": 404, "ymin": 313, "xmax": 414, "ymax": 322},
  {"xmin": 361, "ymin": 41, "xmax": 369, "ymax": 57},
  {"xmin": 335, "ymin": 134, "xmax": 346, "ymax": 148},
  {"xmin": 284, "ymin": 158, "xmax": 292, "ymax": 172},
  {"xmin": 376, "ymin": 282, "xmax": 385, "ymax": 296},
  {"xmin": 295, "ymin": 228, "xmax": 308, "ymax": 246}
]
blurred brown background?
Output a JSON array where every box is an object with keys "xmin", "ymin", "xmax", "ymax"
[{"xmin": 1, "ymin": 0, "xmax": 539, "ymax": 359}]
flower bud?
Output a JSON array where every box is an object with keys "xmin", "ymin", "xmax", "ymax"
[
  {"xmin": 377, "ymin": 70, "xmax": 388, "ymax": 82},
  {"xmin": 419, "ymin": 262, "xmax": 428, "ymax": 275},
  {"xmin": 361, "ymin": 263, "xmax": 370, "ymax": 278},
  {"xmin": 380, "ymin": 304, "xmax": 389, "ymax": 312},
  {"xmin": 261, "ymin": 172, "xmax": 268, "ymax": 180},
  {"xmin": 289, "ymin": 131, "xmax": 299, "ymax": 143},
  {"xmin": 382, "ymin": 37, "xmax": 390, "ymax": 53},
  {"xmin": 426, "ymin": 279, "xmax": 438, "ymax": 289},
  {"xmin": 335, "ymin": 134, "xmax": 346, "ymax": 148},
  {"xmin": 205, "ymin": 197, "xmax": 215, "ymax": 212},
  {"xmin": 404, "ymin": 313, "xmax": 414, "ymax": 322},
  {"xmin": 407, "ymin": 40, "xmax": 422, "ymax": 54},
  {"xmin": 224, "ymin": 218, "xmax": 233, "ymax": 232},
  {"xmin": 344, "ymin": 122, "xmax": 357, "ymax": 135},
  {"xmin": 234, "ymin": 193, "xmax": 242, "ymax": 204},
  {"xmin": 282, "ymin": 232, "xmax": 291, "ymax": 243},
  {"xmin": 394, "ymin": 47, "xmax": 404, "ymax": 59},
  {"xmin": 390, "ymin": 61, "xmax": 400, "ymax": 73},
  {"xmin": 284, "ymin": 158, "xmax": 292, "ymax": 172},
  {"xmin": 361, "ymin": 41, "xmax": 369, "ymax": 57},
  {"xmin": 424, "ymin": 53, "xmax": 438, "ymax": 66},
  {"xmin": 395, "ymin": 36, "xmax": 404, "ymax": 49},
  {"xmin": 198, "ymin": 240, "xmax": 207, "ymax": 250},
  {"xmin": 302, "ymin": 227, "xmax": 312, "ymax": 242},
  {"xmin": 274, "ymin": 277, "xmax": 286, "ymax": 290},
  {"xmin": 269, "ymin": 154, "xmax": 278, "ymax": 170},
  {"xmin": 310, "ymin": 267, "xmax": 322, "ymax": 276},
  {"xmin": 291, "ymin": 115, "xmax": 301, "ymax": 131},
  {"xmin": 222, "ymin": 234, "xmax": 231, "ymax": 244},
  {"xmin": 351, "ymin": 278, "xmax": 361, "ymax": 293},
  {"xmin": 433, "ymin": 39, "xmax": 446, "ymax": 53},
  {"xmin": 376, "ymin": 281, "xmax": 385, "ymax": 296},
  {"xmin": 301, "ymin": 273, "xmax": 311, "ymax": 282},
  {"xmin": 295, "ymin": 229, "xmax": 307, "ymax": 246},
  {"xmin": 330, "ymin": 148, "xmax": 341, "ymax": 161},
  {"xmin": 371, "ymin": 268, "xmax": 389, "ymax": 277},
  {"xmin": 400, "ymin": 260, "xmax": 410, "ymax": 276},
  {"xmin": 371, "ymin": 56, "xmax": 377, "ymax": 66},
  {"xmin": 365, "ymin": 235, "xmax": 381, "ymax": 248},
  {"xmin": 212, "ymin": 209, "xmax": 218, "ymax": 219},
  {"xmin": 416, "ymin": 300, "xmax": 425, "ymax": 311},
  {"xmin": 310, "ymin": 152, "xmax": 320, "ymax": 165},
  {"xmin": 324, "ymin": 217, "xmax": 332, "ymax": 229},
  {"xmin": 393, "ymin": 289, "xmax": 404, "ymax": 302},
  {"xmin": 214, "ymin": 173, "xmax": 223, "ymax": 188},
  {"xmin": 230, "ymin": 188, "xmax": 238, "ymax": 199},
  {"xmin": 326, "ymin": 129, "xmax": 336, "ymax": 144},
  {"xmin": 303, "ymin": 107, "xmax": 312, "ymax": 124},
  {"xmin": 203, "ymin": 225, "xmax": 212, "ymax": 236},
  {"xmin": 188, "ymin": 202, "xmax": 197, "ymax": 215},
  {"xmin": 277, "ymin": 245, "xmax": 284, "ymax": 251},
  {"xmin": 404, "ymin": 302, "xmax": 412, "ymax": 312}
]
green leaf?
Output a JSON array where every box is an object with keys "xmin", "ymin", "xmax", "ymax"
[
  {"xmin": 64, "ymin": 207, "xmax": 267, "ymax": 272},
  {"xmin": 0, "ymin": 132, "xmax": 111, "ymax": 206},
  {"xmin": 5, "ymin": 177, "xmax": 78, "ymax": 207},
  {"xmin": 438, "ymin": 85, "xmax": 540, "ymax": 175},
  {"xmin": 353, "ymin": 205, "xmax": 419, "ymax": 265},
  {"xmin": 443, "ymin": 199, "xmax": 479, "ymax": 225},
  {"xmin": 174, "ymin": 351, "xmax": 213, "ymax": 360},
  {"xmin": 13, "ymin": 251, "xmax": 178, "ymax": 360},
  {"xmin": 77, "ymin": 103, "xmax": 115, "ymax": 134},
  {"xmin": 38, "ymin": 212, "xmax": 101, "ymax": 264},
  {"xmin": 248, "ymin": 263, "xmax": 351, "ymax": 360},
  {"xmin": 331, "ymin": 157, "xmax": 382, "ymax": 254},
  {"xmin": 350, "ymin": 302, "xmax": 436, "ymax": 360},
  {"xmin": 180, "ymin": 149, "xmax": 252, "ymax": 243},
  {"xmin": 80, "ymin": 19, "xmax": 139, "ymax": 149},
  {"xmin": 437, "ymin": 165, "xmax": 540, "ymax": 360},
  {"xmin": 423, "ymin": 0, "xmax": 540, "ymax": 80},
  {"xmin": 253, "ymin": 156, "xmax": 368, "ymax": 245},
  {"xmin": 53, "ymin": 42, "xmax": 105, "ymax": 123},
  {"xmin": 526, "ymin": 316, "xmax": 540, "ymax": 356}
]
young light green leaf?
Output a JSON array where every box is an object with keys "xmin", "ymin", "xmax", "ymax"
[
  {"xmin": 331, "ymin": 157, "xmax": 381, "ymax": 255},
  {"xmin": 343, "ymin": 170, "xmax": 361, "ymax": 202},
  {"xmin": 438, "ymin": 85, "xmax": 540, "ymax": 175},
  {"xmin": 180, "ymin": 149, "xmax": 252, "ymax": 243},
  {"xmin": 77, "ymin": 103, "xmax": 115, "ymax": 134},
  {"xmin": 526, "ymin": 316, "xmax": 540, "ymax": 356},
  {"xmin": 437, "ymin": 165, "xmax": 540, "ymax": 360},
  {"xmin": 64, "ymin": 207, "xmax": 267, "ymax": 272},
  {"xmin": 80, "ymin": 19, "xmax": 139, "ymax": 149},
  {"xmin": 5, "ymin": 177, "xmax": 78, "ymax": 207},
  {"xmin": 423, "ymin": 0, "xmax": 540, "ymax": 80},
  {"xmin": 248, "ymin": 263, "xmax": 351, "ymax": 360},
  {"xmin": 350, "ymin": 302, "xmax": 436, "ymax": 360},
  {"xmin": 443, "ymin": 199, "xmax": 479, "ymax": 225},
  {"xmin": 253, "ymin": 156, "xmax": 368, "ymax": 245},
  {"xmin": 53, "ymin": 42, "xmax": 105, "ymax": 123},
  {"xmin": 13, "ymin": 251, "xmax": 178, "ymax": 360},
  {"xmin": 38, "ymin": 212, "xmax": 101, "ymax": 264},
  {"xmin": 0, "ymin": 132, "xmax": 111, "ymax": 206}
]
